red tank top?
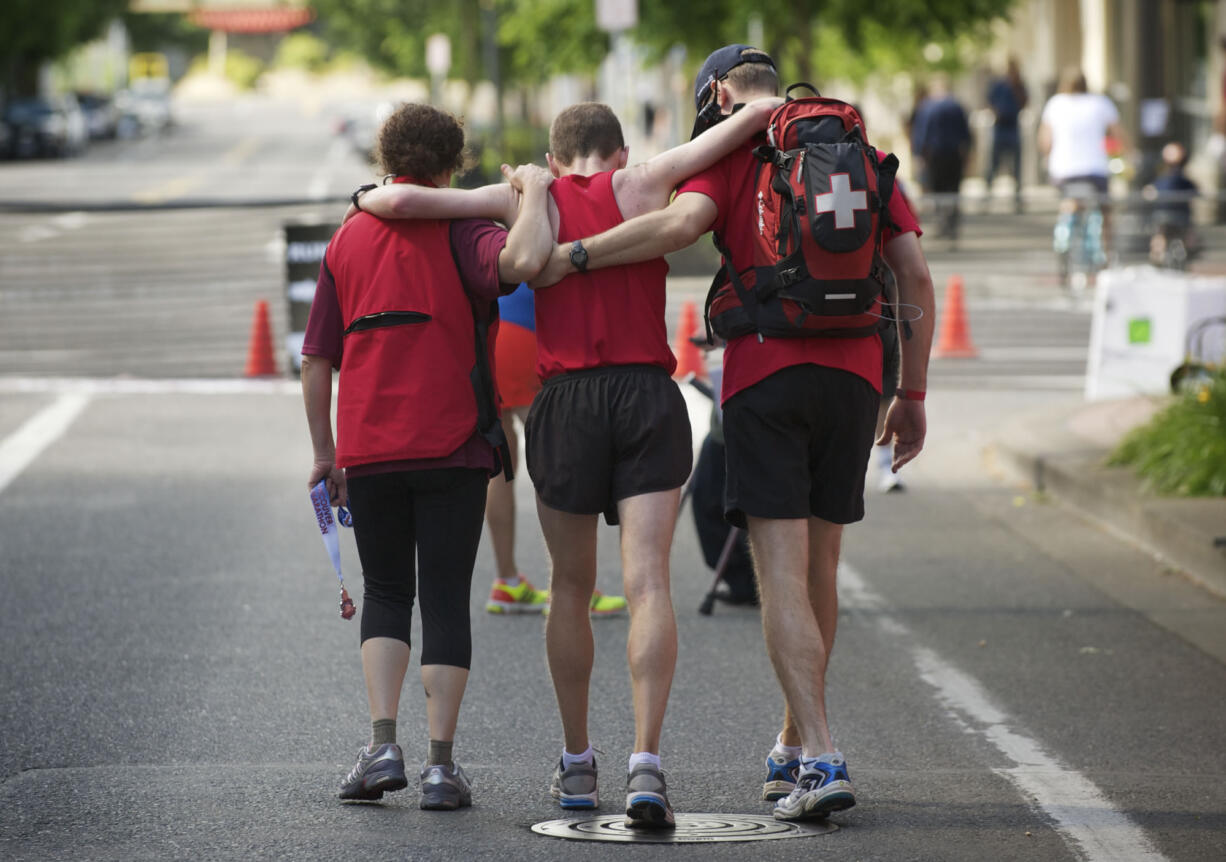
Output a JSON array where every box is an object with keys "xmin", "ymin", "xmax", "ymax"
[{"xmin": 535, "ymin": 171, "xmax": 674, "ymax": 379}]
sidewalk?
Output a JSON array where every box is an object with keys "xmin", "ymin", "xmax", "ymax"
[{"xmin": 987, "ymin": 395, "xmax": 1226, "ymax": 599}]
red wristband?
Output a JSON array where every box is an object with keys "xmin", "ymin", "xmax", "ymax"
[{"xmin": 895, "ymin": 388, "xmax": 926, "ymax": 401}]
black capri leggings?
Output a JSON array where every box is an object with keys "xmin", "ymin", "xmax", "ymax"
[{"xmin": 345, "ymin": 467, "xmax": 487, "ymax": 668}]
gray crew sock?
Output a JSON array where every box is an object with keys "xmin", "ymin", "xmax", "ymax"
[
  {"xmin": 428, "ymin": 739, "xmax": 454, "ymax": 767},
  {"xmin": 372, "ymin": 718, "xmax": 397, "ymax": 747}
]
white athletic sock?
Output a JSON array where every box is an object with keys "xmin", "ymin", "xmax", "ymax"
[
  {"xmin": 628, "ymin": 751, "xmax": 661, "ymax": 772},
  {"xmin": 562, "ymin": 746, "xmax": 594, "ymax": 768},
  {"xmin": 497, "ymin": 574, "xmax": 524, "ymax": 587},
  {"xmin": 801, "ymin": 751, "xmax": 844, "ymax": 770},
  {"xmin": 772, "ymin": 734, "xmax": 802, "ymax": 760}
]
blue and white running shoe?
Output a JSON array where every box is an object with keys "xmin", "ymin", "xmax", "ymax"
[
  {"xmin": 762, "ymin": 751, "xmax": 801, "ymax": 801},
  {"xmin": 772, "ymin": 753, "xmax": 856, "ymax": 821}
]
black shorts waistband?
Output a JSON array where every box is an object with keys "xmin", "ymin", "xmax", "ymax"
[{"xmin": 541, "ymin": 363, "xmax": 670, "ymax": 387}]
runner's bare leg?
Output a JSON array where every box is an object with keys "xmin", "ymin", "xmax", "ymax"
[
  {"xmin": 538, "ymin": 499, "xmax": 599, "ymax": 754},
  {"xmin": 617, "ymin": 488, "xmax": 681, "ymax": 754}
]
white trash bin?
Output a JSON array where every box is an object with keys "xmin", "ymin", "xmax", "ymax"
[{"xmin": 1085, "ymin": 266, "xmax": 1226, "ymax": 401}]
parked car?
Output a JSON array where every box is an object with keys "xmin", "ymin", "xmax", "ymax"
[
  {"xmin": 115, "ymin": 82, "xmax": 173, "ymax": 136},
  {"xmin": 74, "ymin": 91, "xmax": 120, "ymax": 139},
  {"xmin": 2, "ymin": 94, "xmax": 88, "ymax": 158}
]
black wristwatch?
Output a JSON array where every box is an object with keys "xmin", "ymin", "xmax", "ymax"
[
  {"xmin": 569, "ymin": 239, "xmax": 589, "ymax": 273},
  {"xmin": 351, "ymin": 183, "xmax": 377, "ymax": 211}
]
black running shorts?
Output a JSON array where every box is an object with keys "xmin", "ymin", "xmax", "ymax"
[
  {"xmin": 525, "ymin": 364, "xmax": 693, "ymax": 525},
  {"xmin": 723, "ymin": 363, "xmax": 878, "ymax": 528}
]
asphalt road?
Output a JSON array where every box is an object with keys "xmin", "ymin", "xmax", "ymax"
[{"xmin": 2, "ymin": 93, "xmax": 1225, "ymax": 861}]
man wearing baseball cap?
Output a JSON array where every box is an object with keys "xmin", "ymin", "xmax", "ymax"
[{"xmin": 533, "ymin": 44, "xmax": 936, "ymax": 823}]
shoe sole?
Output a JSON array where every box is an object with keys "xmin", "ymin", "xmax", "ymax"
[
  {"xmin": 414, "ymin": 794, "xmax": 465, "ymax": 809},
  {"xmin": 339, "ymin": 772, "xmax": 409, "ymax": 801},
  {"xmin": 625, "ymin": 794, "xmax": 675, "ymax": 829},
  {"xmin": 762, "ymin": 779, "xmax": 795, "ymax": 802},
  {"xmin": 773, "ymin": 786, "xmax": 856, "ymax": 821},
  {"xmin": 420, "ymin": 787, "xmax": 472, "ymax": 810},
  {"xmin": 554, "ymin": 793, "xmax": 599, "ymax": 809}
]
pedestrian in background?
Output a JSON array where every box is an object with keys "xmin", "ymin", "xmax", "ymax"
[
  {"xmin": 1038, "ymin": 67, "xmax": 1128, "ymax": 255},
  {"xmin": 917, "ymin": 76, "xmax": 970, "ymax": 239},
  {"xmin": 911, "ymin": 75, "xmax": 972, "ymax": 240},
  {"xmin": 301, "ymin": 103, "xmax": 554, "ymax": 810},
  {"xmin": 985, "ymin": 57, "xmax": 1029, "ymax": 212}
]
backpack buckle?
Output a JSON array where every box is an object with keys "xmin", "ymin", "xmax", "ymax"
[{"xmin": 777, "ymin": 266, "xmax": 803, "ymax": 286}]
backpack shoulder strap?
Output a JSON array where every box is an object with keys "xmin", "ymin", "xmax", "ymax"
[
  {"xmin": 467, "ymin": 296, "xmax": 513, "ymax": 480},
  {"xmin": 448, "ymin": 228, "xmax": 513, "ymax": 480},
  {"xmin": 875, "ymin": 151, "xmax": 901, "ymax": 235}
]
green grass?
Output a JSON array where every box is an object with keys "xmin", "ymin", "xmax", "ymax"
[{"xmin": 1108, "ymin": 369, "xmax": 1226, "ymax": 496}]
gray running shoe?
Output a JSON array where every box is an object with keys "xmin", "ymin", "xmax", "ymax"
[
  {"xmin": 419, "ymin": 761, "xmax": 473, "ymax": 810},
  {"xmin": 550, "ymin": 757, "xmax": 599, "ymax": 809},
  {"xmin": 624, "ymin": 763, "xmax": 675, "ymax": 829},
  {"xmin": 338, "ymin": 743, "xmax": 408, "ymax": 801}
]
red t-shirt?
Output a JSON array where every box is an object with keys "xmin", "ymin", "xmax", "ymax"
[
  {"xmin": 301, "ymin": 218, "xmax": 515, "ymax": 475},
  {"xmin": 677, "ymin": 142, "xmax": 921, "ymax": 404},
  {"xmin": 536, "ymin": 171, "xmax": 674, "ymax": 379}
]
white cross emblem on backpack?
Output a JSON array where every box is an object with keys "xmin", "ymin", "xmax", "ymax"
[{"xmin": 814, "ymin": 173, "xmax": 868, "ymax": 230}]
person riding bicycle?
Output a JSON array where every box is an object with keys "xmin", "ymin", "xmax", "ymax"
[{"xmin": 1038, "ymin": 67, "xmax": 1129, "ymax": 265}]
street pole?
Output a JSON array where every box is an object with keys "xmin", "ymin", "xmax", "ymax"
[{"xmin": 481, "ymin": 0, "xmax": 504, "ymax": 161}]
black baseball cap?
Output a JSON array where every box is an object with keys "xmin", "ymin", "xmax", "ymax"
[{"xmin": 693, "ymin": 44, "xmax": 776, "ymax": 110}]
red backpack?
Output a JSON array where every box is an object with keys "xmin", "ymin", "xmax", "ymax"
[{"xmin": 705, "ymin": 85, "xmax": 899, "ymax": 342}]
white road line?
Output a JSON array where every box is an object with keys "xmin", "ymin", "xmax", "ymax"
[
  {"xmin": 0, "ymin": 377, "xmax": 301, "ymax": 396},
  {"xmin": 840, "ymin": 563, "xmax": 1168, "ymax": 862},
  {"xmin": 0, "ymin": 393, "xmax": 91, "ymax": 494},
  {"xmin": 308, "ymin": 137, "xmax": 350, "ymax": 200}
]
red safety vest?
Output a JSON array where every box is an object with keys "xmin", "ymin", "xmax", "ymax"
[{"xmin": 326, "ymin": 213, "xmax": 491, "ymax": 469}]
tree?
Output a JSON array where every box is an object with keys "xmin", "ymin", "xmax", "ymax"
[
  {"xmin": 312, "ymin": 0, "xmax": 1016, "ymax": 90},
  {"xmin": 635, "ymin": 0, "xmax": 1020, "ymax": 85},
  {"xmin": 121, "ymin": 11, "xmax": 209, "ymax": 58},
  {"xmin": 1, "ymin": 0, "xmax": 128, "ymax": 96},
  {"xmin": 311, "ymin": 0, "xmax": 485, "ymax": 81}
]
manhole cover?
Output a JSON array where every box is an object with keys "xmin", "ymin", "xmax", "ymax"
[{"xmin": 531, "ymin": 813, "xmax": 838, "ymax": 843}]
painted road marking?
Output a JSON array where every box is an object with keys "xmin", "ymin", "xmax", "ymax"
[
  {"xmin": 308, "ymin": 137, "xmax": 350, "ymax": 199},
  {"xmin": 17, "ymin": 212, "xmax": 89, "ymax": 244},
  {"xmin": 0, "ymin": 377, "xmax": 301, "ymax": 396},
  {"xmin": 131, "ymin": 136, "xmax": 261, "ymax": 203},
  {"xmin": 0, "ymin": 393, "xmax": 91, "ymax": 494},
  {"xmin": 839, "ymin": 564, "xmax": 1167, "ymax": 862}
]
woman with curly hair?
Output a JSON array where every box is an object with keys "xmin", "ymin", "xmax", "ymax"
[{"xmin": 301, "ymin": 102, "xmax": 553, "ymax": 810}]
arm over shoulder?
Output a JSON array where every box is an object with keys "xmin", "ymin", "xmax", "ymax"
[{"xmin": 358, "ymin": 182, "xmax": 518, "ymax": 223}]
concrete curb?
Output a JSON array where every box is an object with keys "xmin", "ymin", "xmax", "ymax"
[{"xmin": 986, "ymin": 399, "xmax": 1226, "ymax": 599}]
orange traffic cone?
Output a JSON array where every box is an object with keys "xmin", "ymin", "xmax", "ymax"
[
  {"xmin": 244, "ymin": 299, "xmax": 278, "ymax": 377},
  {"xmin": 934, "ymin": 275, "xmax": 978, "ymax": 359},
  {"xmin": 672, "ymin": 300, "xmax": 708, "ymax": 380}
]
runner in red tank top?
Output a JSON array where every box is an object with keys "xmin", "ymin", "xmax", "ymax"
[
  {"xmin": 529, "ymin": 47, "xmax": 937, "ymax": 824},
  {"xmin": 354, "ymin": 96, "xmax": 782, "ymax": 828}
]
